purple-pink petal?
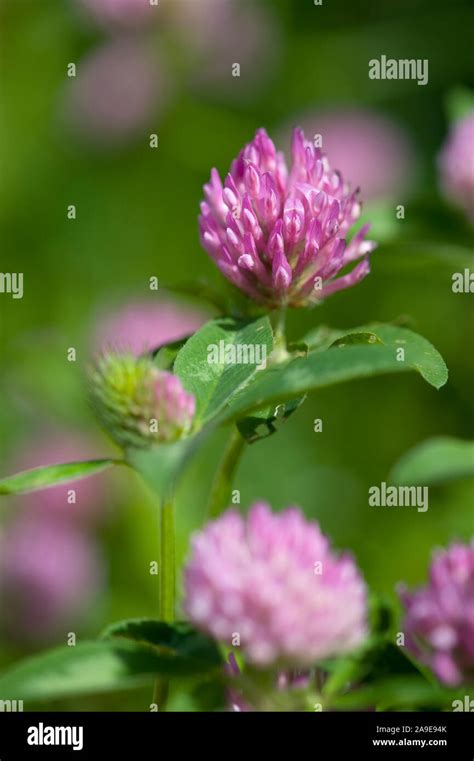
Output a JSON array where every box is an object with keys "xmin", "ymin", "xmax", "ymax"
[
  {"xmin": 399, "ymin": 541, "xmax": 474, "ymax": 686},
  {"xmin": 199, "ymin": 127, "xmax": 377, "ymax": 307}
]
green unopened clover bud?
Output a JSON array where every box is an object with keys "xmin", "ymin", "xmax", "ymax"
[{"xmin": 89, "ymin": 353, "xmax": 196, "ymax": 449}]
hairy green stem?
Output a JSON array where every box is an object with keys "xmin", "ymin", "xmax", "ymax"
[
  {"xmin": 152, "ymin": 676, "xmax": 169, "ymax": 709},
  {"xmin": 160, "ymin": 497, "xmax": 175, "ymax": 623},
  {"xmin": 153, "ymin": 496, "xmax": 175, "ymax": 710},
  {"xmin": 207, "ymin": 428, "xmax": 246, "ymax": 519},
  {"xmin": 271, "ymin": 308, "xmax": 289, "ymax": 363}
]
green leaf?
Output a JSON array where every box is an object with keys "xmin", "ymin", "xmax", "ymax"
[
  {"xmin": 331, "ymin": 676, "xmax": 464, "ymax": 711},
  {"xmin": 0, "ymin": 459, "xmax": 120, "ymax": 496},
  {"xmin": 325, "ymin": 324, "xmax": 448, "ymax": 393},
  {"xmin": 101, "ymin": 619, "xmax": 222, "ymax": 674},
  {"xmin": 300, "ymin": 325, "xmax": 344, "ymax": 352},
  {"xmin": 322, "ymin": 593, "xmax": 440, "ymax": 703},
  {"xmin": 174, "ymin": 316, "xmax": 273, "ymax": 424},
  {"xmin": 236, "ymin": 396, "xmax": 306, "ymax": 443},
  {"xmin": 126, "ymin": 432, "xmax": 206, "ymax": 498},
  {"xmin": 151, "ymin": 336, "xmax": 190, "ymax": 370},
  {"xmin": 301, "ymin": 324, "xmax": 382, "ymax": 353},
  {"xmin": 0, "ymin": 640, "xmax": 181, "ymax": 703},
  {"xmin": 323, "ymin": 638, "xmax": 423, "ymax": 700},
  {"xmin": 207, "ymin": 428, "xmax": 246, "ymax": 518},
  {"xmin": 391, "ymin": 436, "xmax": 474, "ymax": 486},
  {"xmin": 330, "ymin": 332, "xmax": 383, "ymax": 348},
  {"xmin": 0, "ymin": 624, "xmax": 222, "ymax": 703},
  {"xmin": 446, "ymin": 86, "xmax": 474, "ymax": 123},
  {"xmin": 217, "ymin": 324, "xmax": 448, "ymax": 424}
]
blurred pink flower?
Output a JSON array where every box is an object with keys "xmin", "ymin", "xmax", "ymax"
[
  {"xmin": 11, "ymin": 433, "xmax": 106, "ymax": 526},
  {"xmin": 76, "ymin": 0, "xmax": 158, "ymax": 29},
  {"xmin": 281, "ymin": 109, "xmax": 415, "ymax": 202},
  {"xmin": 0, "ymin": 516, "xmax": 103, "ymax": 643},
  {"xmin": 184, "ymin": 502, "xmax": 368, "ymax": 667},
  {"xmin": 170, "ymin": 0, "xmax": 280, "ymax": 98},
  {"xmin": 94, "ymin": 298, "xmax": 209, "ymax": 356},
  {"xmin": 65, "ymin": 40, "xmax": 168, "ymax": 146},
  {"xmin": 438, "ymin": 111, "xmax": 474, "ymax": 221},
  {"xmin": 399, "ymin": 542, "xmax": 474, "ymax": 686}
]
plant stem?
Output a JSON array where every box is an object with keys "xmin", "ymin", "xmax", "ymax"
[
  {"xmin": 160, "ymin": 497, "xmax": 175, "ymax": 623},
  {"xmin": 153, "ymin": 495, "xmax": 175, "ymax": 711},
  {"xmin": 152, "ymin": 676, "xmax": 169, "ymax": 709},
  {"xmin": 271, "ymin": 307, "xmax": 289, "ymax": 364},
  {"xmin": 207, "ymin": 428, "xmax": 246, "ymax": 519}
]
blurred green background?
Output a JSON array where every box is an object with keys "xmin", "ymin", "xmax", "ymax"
[{"xmin": 0, "ymin": 0, "xmax": 473, "ymax": 709}]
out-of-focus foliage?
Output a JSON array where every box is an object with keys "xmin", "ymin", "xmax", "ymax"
[{"xmin": 0, "ymin": 0, "xmax": 473, "ymax": 709}]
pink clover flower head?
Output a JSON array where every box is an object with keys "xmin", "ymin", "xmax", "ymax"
[
  {"xmin": 170, "ymin": 0, "xmax": 280, "ymax": 99},
  {"xmin": 77, "ymin": 0, "xmax": 157, "ymax": 29},
  {"xmin": 184, "ymin": 502, "xmax": 368, "ymax": 667},
  {"xmin": 438, "ymin": 112, "xmax": 474, "ymax": 222},
  {"xmin": 199, "ymin": 127, "xmax": 376, "ymax": 307},
  {"xmin": 287, "ymin": 109, "xmax": 415, "ymax": 202},
  {"xmin": 94, "ymin": 298, "xmax": 208, "ymax": 357},
  {"xmin": 0, "ymin": 516, "xmax": 103, "ymax": 643},
  {"xmin": 399, "ymin": 542, "xmax": 474, "ymax": 685},
  {"xmin": 66, "ymin": 40, "xmax": 165, "ymax": 147}
]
